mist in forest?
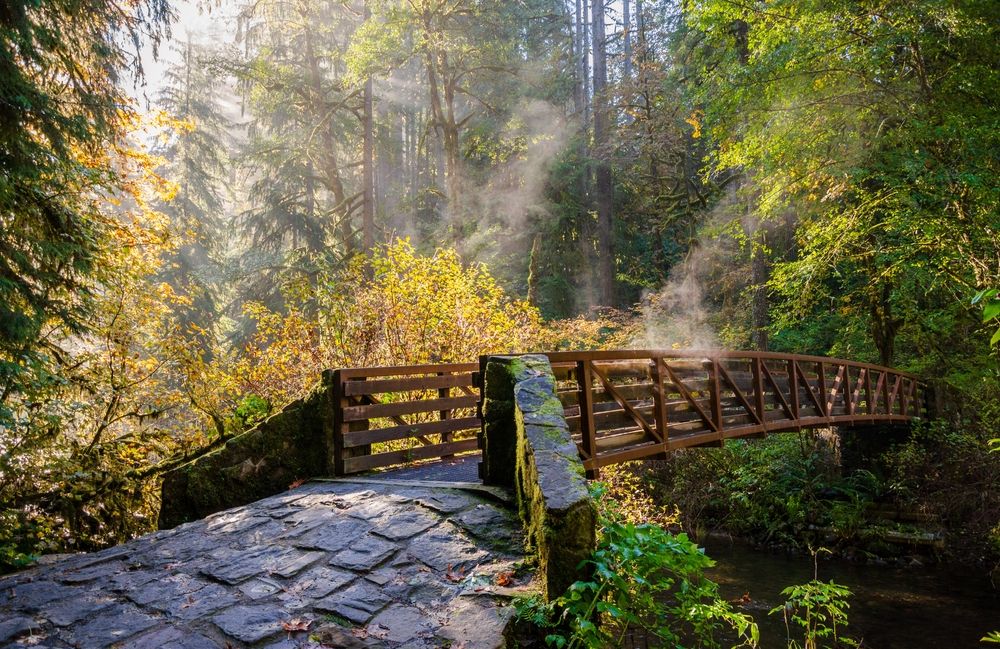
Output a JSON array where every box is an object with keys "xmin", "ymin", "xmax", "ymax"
[{"xmin": 140, "ymin": 0, "xmax": 717, "ymax": 333}]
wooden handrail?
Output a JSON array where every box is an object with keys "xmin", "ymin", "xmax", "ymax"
[{"xmin": 327, "ymin": 351, "xmax": 925, "ymax": 476}]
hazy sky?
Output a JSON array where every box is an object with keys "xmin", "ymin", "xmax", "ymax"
[{"xmin": 133, "ymin": 0, "xmax": 234, "ymax": 105}]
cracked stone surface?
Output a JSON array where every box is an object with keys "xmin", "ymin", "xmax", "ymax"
[{"xmin": 0, "ymin": 479, "xmax": 527, "ymax": 648}]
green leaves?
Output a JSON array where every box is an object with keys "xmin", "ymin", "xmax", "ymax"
[
  {"xmin": 972, "ymin": 289, "xmax": 1000, "ymax": 346},
  {"xmin": 515, "ymin": 485, "xmax": 758, "ymax": 649}
]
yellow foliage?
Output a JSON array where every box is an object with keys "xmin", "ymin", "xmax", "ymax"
[
  {"xmin": 685, "ymin": 110, "xmax": 704, "ymax": 139},
  {"xmin": 233, "ymin": 240, "xmax": 546, "ymax": 405}
]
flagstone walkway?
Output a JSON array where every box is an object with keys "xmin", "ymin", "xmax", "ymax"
[{"xmin": 0, "ymin": 478, "xmax": 528, "ymax": 649}]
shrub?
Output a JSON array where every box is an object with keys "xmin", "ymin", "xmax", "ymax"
[{"xmin": 516, "ymin": 484, "xmax": 758, "ymax": 649}]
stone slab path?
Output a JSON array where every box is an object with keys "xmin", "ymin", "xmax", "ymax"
[
  {"xmin": 0, "ymin": 480, "xmax": 530, "ymax": 649},
  {"xmin": 374, "ymin": 456, "xmax": 480, "ymax": 483}
]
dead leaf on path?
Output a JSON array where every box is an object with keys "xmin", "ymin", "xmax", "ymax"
[
  {"xmin": 281, "ymin": 617, "xmax": 312, "ymax": 633},
  {"xmin": 367, "ymin": 624, "xmax": 390, "ymax": 639},
  {"xmin": 288, "ymin": 478, "xmax": 306, "ymax": 489},
  {"xmin": 445, "ymin": 564, "xmax": 465, "ymax": 583},
  {"xmin": 495, "ymin": 571, "xmax": 514, "ymax": 586}
]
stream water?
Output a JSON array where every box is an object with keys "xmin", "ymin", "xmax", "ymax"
[{"xmin": 702, "ymin": 538, "xmax": 1000, "ymax": 648}]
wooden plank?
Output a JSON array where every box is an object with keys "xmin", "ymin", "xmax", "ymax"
[
  {"xmin": 342, "ymin": 395, "xmax": 477, "ymax": 421},
  {"xmin": 343, "ymin": 416, "xmax": 480, "ymax": 448},
  {"xmin": 343, "ymin": 372, "xmax": 476, "ymax": 395},
  {"xmin": 577, "ymin": 361, "xmax": 597, "ymax": 460},
  {"xmin": 338, "ymin": 362, "xmax": 477, "ymax": 380},
  {"xmin": 343, "ymin": 438, "xmax": 480, "ymax": 473},
  {"xmin": 652, "ymin": 358, "xmax": 670, "ymax": 445}
]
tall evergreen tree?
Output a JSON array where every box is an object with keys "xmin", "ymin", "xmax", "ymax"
[{"xmin": 155, "ymin": 37, "xmax": 232, "ymax": 338}]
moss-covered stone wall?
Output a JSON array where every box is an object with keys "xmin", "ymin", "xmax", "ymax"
[
  {"xmin": 482, "ymin": 355, "xmax": 596, "ymax": 600},
  {"xmin": 158, "ymin": 374, "xmax": 335, "ymax": 529}
]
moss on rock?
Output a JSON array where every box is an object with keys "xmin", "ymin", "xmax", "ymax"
[
  {"xmin": 158, "ymin": 377, "xmax": 335, "ymax": 529},
  {"xmin": 482, "ymin": 354, "xmax": 596, "ymax": 601}
]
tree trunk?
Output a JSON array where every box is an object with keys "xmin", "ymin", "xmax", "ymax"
[
  {"xmin": 303, "ymin": 23, "xmax": 350, "ymax": 254},
  {"xmin": 623, "ymin": 0, "xmax": 633, "ymax": 80},
  {"xmin": 750, "ymin": 228, "xmax": 769, "ymax": 351},
  {"xmin": 361, "ymin": 1, "xmax": 375, "ymax": 256},
  {"xmin": 592, "ymin": 0, "xmax": 615, "ymax": 306},
  {"xmin": 871, "ymin": 281, "xmax": 899, "ymax": 367}
]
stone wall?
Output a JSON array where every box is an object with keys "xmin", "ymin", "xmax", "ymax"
[
  {"xmin": 481, "ymin": 355, "xmax": 595, "ymax": 600},
  {"xmin": 158, "ymin": 374, "xmax": 336, "ymax": 529}
]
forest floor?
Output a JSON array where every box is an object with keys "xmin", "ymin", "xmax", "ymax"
[{"xmin": 0, "ymin": 476, "xmax": 529, "ymax": 648}]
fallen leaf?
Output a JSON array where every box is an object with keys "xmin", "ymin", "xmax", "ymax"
[
  {"xmin": 367, "ymin": 624, "xmax": 390, "ymax": 639},
  {"xmin": 445, "ymin": 564, "xmax": 465, "ymax": 583},
  {"xmin": 288, "ymin": 478, "xmax": 306, "ymax": 489},
  {"xmin": 495, "ymin": 571, "xmax": 514, "ymax": 586},
  {"xmin": 281, "ymin": 617, "xmax": 312, "ymax": 633},
  {"xmin": 729, "ymin": 592, "xmax": 752, "ymax": 606}
]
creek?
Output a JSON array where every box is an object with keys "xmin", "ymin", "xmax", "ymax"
[{"xmin": 703, "ymin": 538, "xmax": 1000, "ymax": 648}]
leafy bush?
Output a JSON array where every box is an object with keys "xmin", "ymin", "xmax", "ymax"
[
  {"xmin": 235, "ymin": 239, "xmax": 545, "ymax": 405},
  {"xmin": 516, "ymin": 484, "xmax": 758, "ymax": 648}
]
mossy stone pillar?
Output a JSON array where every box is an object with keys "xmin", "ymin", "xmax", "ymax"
[{"xmin": 481, "ymin": 354, "xmax": 596, "ymax": 600}]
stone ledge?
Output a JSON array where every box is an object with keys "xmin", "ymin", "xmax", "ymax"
[
  {"xmin": 158, "ymin": 376, "xmax": 335, "ymax": 529},
  {"xmin": 482, "ymin": 354, "xmax": 595, "ymax": 600}
]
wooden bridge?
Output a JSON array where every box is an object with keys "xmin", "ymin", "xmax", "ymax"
[{"xmin": 330, "ymin": 350, "xmax": 926, "ymax": 475}]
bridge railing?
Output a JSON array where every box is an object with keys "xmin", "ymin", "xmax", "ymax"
[
  {"xmin": 330, "ymin": 363, "xmax": 480, "ymax": 474},
  {"xmin": 542, "ymin": 350, "xmax": 926, "ymax": 472},
  {"xmin": 329, "ymin": 351, "xmax": 925, "ymax": 475}
]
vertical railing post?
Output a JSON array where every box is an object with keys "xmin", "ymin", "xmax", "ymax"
[
  {"xmin": 709, "ymin": 357, "xmax": 723, "ymax": 441},
  {"xmin": 788, "ymin": 359, "xmax": 800, "ymax": 423},
  {"xmin": 817, "ymin": 362, "xmax": 828, "ymax": 418},
  {"xmin": 753, "ymin": 357, "xmax": 766, "ymax": 433},
  {"xmin": 438, "ymin": 371, "xmax": 454, "ymax": 460},
  {"xmin": 651, "ymin": 357, "xmax": 670, "ymax": 453},
  {"xmin": 332, "ymin": 369, "xmax": 345, "ymax": 476},
  {"xmin": 576, "ymin": 360, "xmax": 598, "ymax": 477}
]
